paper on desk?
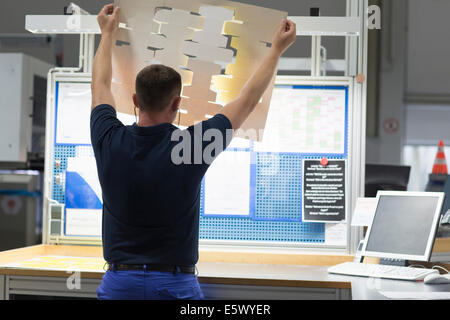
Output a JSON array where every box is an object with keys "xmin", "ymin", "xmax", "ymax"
[
  {"xmin": 351, "ymin": 197, "xmax": 378, "ymax": 227},
  {"xmin": 379, "ymin": 291, "xmax": 450, "ymax": 300}
]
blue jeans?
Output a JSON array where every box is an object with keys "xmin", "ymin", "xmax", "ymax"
[{"xmin": 97, "ymin": 269, "xmax": 204, "ymax": 300}]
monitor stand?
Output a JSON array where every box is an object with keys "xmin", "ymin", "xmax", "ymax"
[{"xmin": 379, "ymin": 258, "xmax": 407, "ymax": 267}]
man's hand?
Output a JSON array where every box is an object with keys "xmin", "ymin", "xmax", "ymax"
[
  {"xmin": 97, "ymin": 4, "xmax": 120, "ymax": 36},
  {"xmin": 271, "ymin": 19, "xmax": 297, "ymax": 56}
]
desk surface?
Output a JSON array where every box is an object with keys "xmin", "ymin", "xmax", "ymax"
[
  {"xmin": 1, "ymin": 245, "xmax": 450, "ymax": 300},
  {"xmin": 0, "ymin": 245, "xmax": 352, "ymax": 289}
]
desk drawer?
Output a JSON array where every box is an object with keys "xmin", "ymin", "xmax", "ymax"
[
  {"xmin": 201, "ymin": 283, "xmax": 351, "ymax": 300},
  {"xmin": 7, "ymin": 275, "xmax": 101, "ymax": 299}
]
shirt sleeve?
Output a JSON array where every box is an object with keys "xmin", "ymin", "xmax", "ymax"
[
  {"xmin": 184, "ymin": 113, "xmax": 233, "ymax": 166},
  {"xmin": 90, "ymin": 104, "xmax": 124, "ymax": 149}
]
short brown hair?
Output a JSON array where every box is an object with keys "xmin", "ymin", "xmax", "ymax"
[{"xmin": 135, "ymin": 65, "xmax": 182, "ymax": 112}]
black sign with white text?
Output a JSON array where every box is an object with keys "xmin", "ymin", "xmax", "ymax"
[{"xmin": 303, "ymin": 159, "xmax": 346, "ymax": 223}]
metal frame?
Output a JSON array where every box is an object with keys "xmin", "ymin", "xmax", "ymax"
[
  {"xmin": 0, "ymin": 275, "xmax": 5, "ymax": 300},
  {"xmin": 26, "ymin": 15, "xmax": 360, "ymax": 36},
  {"xmin": 43, "ymin": 73, "xmax": 93, "ymax": 245},
  {"xmin": 278, "ymin": 58, "xmax": 346, "ymax": 74},
  {"xmin": 311, "ymin": 35, "xmax": 323, "ymax": 77},
  {"xmin": 347, "ymin": 0, "xmax": 368, "ymax": 254},
  {"xmin": 31, "ymin": 0, "xmax": 368, "ymax": 255},
  {"xmin": 44, "ymin": 75, "xmax": 358, "ymax": 254}
]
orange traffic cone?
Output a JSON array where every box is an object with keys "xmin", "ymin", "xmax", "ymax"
[{"xmin": 432, "ymin": 140, "xmax": 448, "ymax": 175}]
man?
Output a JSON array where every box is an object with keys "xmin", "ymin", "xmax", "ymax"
[{"xmin": 92, "ymin": 4, "xmax": 296, "ymax": 300}]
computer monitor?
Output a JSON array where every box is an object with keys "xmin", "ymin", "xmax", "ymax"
[
  {"xmin": 365, "ymin": 164, "xmax": 411, "ymax": 197},
  {"xmin": 362, "ymin": 191, "xmax": 445, "ymax": 262},
  {"xmin": 441, "ymin": 177, "xmax": 450, "ymax": 216}
]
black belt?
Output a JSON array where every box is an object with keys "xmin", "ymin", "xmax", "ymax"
[{"xmin": 107, "ymin": 263, "xmax": 196, "ymax": 274}]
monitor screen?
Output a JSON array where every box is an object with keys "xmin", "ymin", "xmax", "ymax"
[{"xmin": 363, "ymin": 192, "xmax": 444, "ymax": 261}]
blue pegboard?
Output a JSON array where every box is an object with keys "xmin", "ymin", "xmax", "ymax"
[
  {"xmin": 199, "ymin": 152, "xmax": 328, "ymax": 243},
  {"xmin": 52, "ymin": 145, "xmax": 76, "ymax": 204},
  {"xmin": 254, "ymin": 153, "xmax": 303, "ymax": 222},
  {"xmin": 199, "ymin": 216, "xmax": 325, "ymax": 243}
]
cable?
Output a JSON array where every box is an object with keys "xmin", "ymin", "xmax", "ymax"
[
  {"xmin": 432, "ymin": 265, "xmax": 450, "ymax": 274},
  {"xmin": 408, "ymin": 265, "xmax": 426, "ymax": 269},
  {"xmin": 407, "ymin": 264, "xmax": 450, "ymax": 274}
]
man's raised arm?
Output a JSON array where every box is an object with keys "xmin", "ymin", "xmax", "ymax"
[
  {"xmin": 221, "ymin": 19, "xmax": 297, "ymax": 130},
  {"xmin": 91, "ymin": 4, "xmax": 120, "ymax": 110}
]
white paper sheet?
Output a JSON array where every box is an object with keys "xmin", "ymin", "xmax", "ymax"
[
  {"xmin": 56, "ymin": 83, "xmax": 92, "ymax": 145},
  {"xmin": 56, "ymin": 82, "xmax": 136, "ymax": 145},
  {"xmin": 324, "ymin": 223, "xmax": 347, "ymax": 246},
  {"xmin": 255, "ymin": 87, "xmax": 347, "ymax": 154},
  {"xmin": 204, "ymin": 151, "xmax": 251, "ymax": 216},
  {"xmin": 379, "ymin": 291, "xmax": 450, "ymax": 300},
  {"xmin": 351, "ymin": 197, "xmax": 378, "ymax": 227},
  {"xmin": 65, "ymin": 208, "xmax": 102, "ymax": 236}
]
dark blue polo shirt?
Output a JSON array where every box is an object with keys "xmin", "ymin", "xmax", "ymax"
[{"xmin": 90, "ymin": 104, "xmax": 232, "ymax": 266}]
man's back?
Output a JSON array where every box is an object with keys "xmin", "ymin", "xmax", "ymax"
[
  {"xmin": 91, "ymin": 4, "xmax": 295, "ymax": 299},
  {"xmin": 91, "ymin": 104, "xmax": 231, "ymax": 266}
]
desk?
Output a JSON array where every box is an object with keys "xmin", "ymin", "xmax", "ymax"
[{"xmin": 0, "ymin": 245, "xmax": 449, "ymax": 300}]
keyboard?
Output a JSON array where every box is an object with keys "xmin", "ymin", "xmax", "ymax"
[{"xmin": 328, "ymin": 262, "xmax": 439, "ymax": 281}]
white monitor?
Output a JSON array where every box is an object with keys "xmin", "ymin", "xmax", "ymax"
[{"xmin": 362, "ymin": 191, "xmax": 445, "ymax": 262}]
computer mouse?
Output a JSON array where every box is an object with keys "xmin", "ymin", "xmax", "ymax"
[
  {"xmin": 441, "ymin": 210, "xmax": 450, "ymax": 225},
  {"xmin": 424, "ymin": 273, "xmax": 450, "ymax": 285}
]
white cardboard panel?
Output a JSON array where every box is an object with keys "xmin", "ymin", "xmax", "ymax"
[
  {"xmin": 112, "ymin": 0, "xmax": 287, "ymax": 141},
  {"xmin": 183, "ymin": 40, "xmax": 233, "ymax": 63},
  {"xmin": 154, "ymin": 8, "xmax": 204, "ymax": 30},
  {"xmin": 181, "ymin": 97, "xmax": 224, "ymax": 123}
]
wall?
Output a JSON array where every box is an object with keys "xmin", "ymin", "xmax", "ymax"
[
  {"xmin": 366, "ymin": 0, "xmax": 407, "ymax": 165},
  {"xmin": 403, "ymin": 0, "xmax": 450, "ymax": 191},
  {"xmin": 404, "ymin": 0, "xmax": 450, "ymax": 146},
  {"xmin": 406, "ymin": 0, "xmax": 450, "ymax": 100},
  {"xmin": 365, "ymin": 0, "xmax": 450, "ymax": 191}
]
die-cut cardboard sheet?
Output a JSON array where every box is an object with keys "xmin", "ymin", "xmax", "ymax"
[{"xmin": 112, "ymin": 0, "xmax": 287, "ymax": 141}]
